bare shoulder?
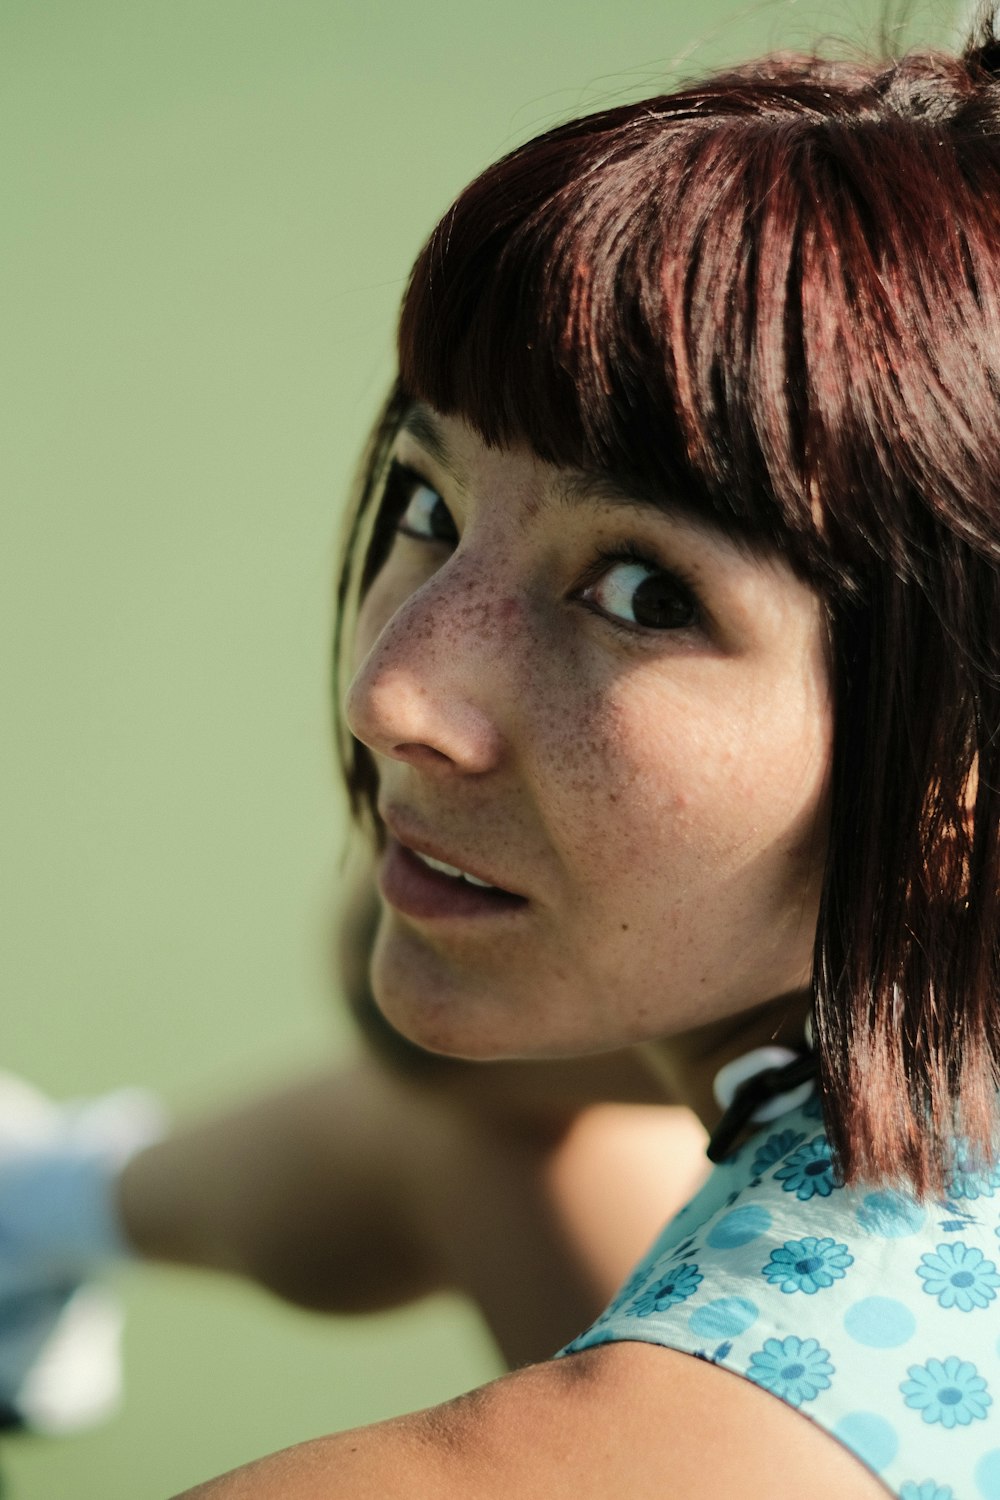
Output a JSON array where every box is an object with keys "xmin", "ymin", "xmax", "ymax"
[
  {"xmin": 427, "ymin": 1342, "xmax": 889, "ymax": 1500},
  {"xmin": 172, "ymin": 1341, "xmax": 891, "ymax": 1497}
]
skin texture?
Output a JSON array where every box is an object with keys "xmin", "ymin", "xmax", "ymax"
[{"xmin": 347, "ymin": 409, "xmax": 833, "ymax": 1063}]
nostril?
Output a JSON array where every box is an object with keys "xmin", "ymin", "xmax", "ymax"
[{"xmin": 391, "ymin": 743, "xmax": 454, "ymax": 767}]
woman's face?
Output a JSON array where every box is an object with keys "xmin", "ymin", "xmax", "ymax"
[{"xmin": 346, "ymin": 407, "xmax": 833, "ymax": 1061}]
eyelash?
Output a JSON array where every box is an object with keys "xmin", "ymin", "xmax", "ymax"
[
  {"xmin": 382, "ymin": 460, "xmax": 702, "ymax": 635},
  {"xmin": 384, "ymin": 461, "xmax": 452, "ymax": 538},
  {"xmin": 576, "ymin": 542, "xmax": 702, "ymax": 636}
]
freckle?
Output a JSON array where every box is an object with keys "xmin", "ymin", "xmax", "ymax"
[{"xmin": 621, "ymin": 922, "xmax": 629, "ymax": 931}]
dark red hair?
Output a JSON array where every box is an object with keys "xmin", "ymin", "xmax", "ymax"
[{"xmin": 337, "ymin": 23, "xmax": 1000, "ymax": 1194}]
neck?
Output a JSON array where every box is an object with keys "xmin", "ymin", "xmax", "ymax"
[{"xmin": 642, "ymin": 990, "xmax": 812, "ymax": 1131}]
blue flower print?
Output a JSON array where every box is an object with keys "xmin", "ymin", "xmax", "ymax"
[
  {"xmin": 899, "ymin": 1483, "xmax": 954, "ymax": 1500},
  {"xmin": 746, "ymin": 1335, "xmax": 834, "ymax": 1407},
  {"xmin": 901, "ymin": 1356, "xmax": 992, "ymax": 1428},
  {"xmin": 598, "ymin": 1265, "xmax": 648, "ymax": 1323},
  {"xmin": 579, "ymin": 1265, "xmax": 651, "ymax": 1339},
  {"xmin": 917, "ymin": 1241, "xmax": 1000, "ymax": 1311},
  {"xmin": 750, "ymin": 1129, "xmax": 806, "ymax": 1182},
  {"xmin": 945, "ymin": 1143, "xmax": 1000, "ymax": 1202},
  {"xmin": 762, "ymin": 1236, "xmax": 853, "ymax": 1295},
  {"xmin": 629, "ymin": 1263, "xmax": 703, "ymax": 1317},
  {"xmin": 774, "ymin": 1136, "xmax": 840, "ymax": 1201}
]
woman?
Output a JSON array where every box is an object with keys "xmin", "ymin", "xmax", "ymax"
[{"xmin": 7, "ymin": 17, "xmax": 1000, "ymax": 1498}]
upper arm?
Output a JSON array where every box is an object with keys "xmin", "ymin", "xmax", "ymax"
[{"xmin": 171, "ymin": 1344, "xmax": 890, "ymax": 1499}]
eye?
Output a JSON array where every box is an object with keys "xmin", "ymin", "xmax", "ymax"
[
  {"xmin": 580, "ymin": 553, "xmax": 698, "ymax": 631},
  {"xmin": 396, "ymin": 477, "xmax": 458, "ymax": 545}
]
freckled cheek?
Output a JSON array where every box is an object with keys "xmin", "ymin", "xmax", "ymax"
[
  {"xmin": 526, "ymin": 691, "xmax": 713, "ymax": 877},
  {"xmin": 531, "ymin": 683, "xmax": 825, "ymax": 899}
]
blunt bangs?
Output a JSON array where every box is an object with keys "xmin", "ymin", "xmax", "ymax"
[{"xmin": 398, "ymin": 51, "xmax": 1000, "ymax": 594}]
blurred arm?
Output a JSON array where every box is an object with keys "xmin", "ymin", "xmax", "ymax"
[{"xmin": 119, "ymin": 1054, "xmax": 707, "ymax": 1365}]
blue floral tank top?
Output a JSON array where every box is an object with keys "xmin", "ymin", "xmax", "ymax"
[{"xmin": 559, "ymin": 1091, "xmax": 1000, "ymax": 1500}]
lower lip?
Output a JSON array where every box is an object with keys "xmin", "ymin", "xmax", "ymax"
[{"xmin": 379, "ymin": 839, "xmax": 528, "ymax": 922}]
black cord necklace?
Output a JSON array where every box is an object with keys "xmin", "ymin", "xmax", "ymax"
[{"xmin": 707, "ymin": 1050, "xmax": 818, "ymax": 1163}]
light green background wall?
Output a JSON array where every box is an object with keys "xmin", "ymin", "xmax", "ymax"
[{"xmin": 1, "ymin": 2, "xmax": 957, "ymax": 1495}]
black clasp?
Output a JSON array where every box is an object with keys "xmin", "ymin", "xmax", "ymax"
[{"xmin": 706, "ymin": 1052, "xmax": 818, "ymax": 1163}]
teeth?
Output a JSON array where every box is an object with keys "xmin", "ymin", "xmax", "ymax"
[
  {"xmin": 419, "ymin": 853, "xmax": 465, "ymax": 878},
  {"xmin": 416, "ymin": 851, "xmax": 496, "ymax": 889}
]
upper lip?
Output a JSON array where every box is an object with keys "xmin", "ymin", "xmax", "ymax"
[{"xmin": 380, "ymin": 807, "xmax": 523, "ymax": 897}]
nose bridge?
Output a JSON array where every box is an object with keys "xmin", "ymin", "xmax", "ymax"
[
  {"xmin": 345, "ymin": 550, "xmax": 516, "ymax": 769},
  {"xmin": 418, "ymin": 548, "xmax": 511, "ymax": 653}
]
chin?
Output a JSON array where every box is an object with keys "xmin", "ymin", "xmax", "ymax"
[
  {"xmin": 370, "ymin": 907, "xmax": 543, "ymax": 1060},
  {"xmin": 367, "ymin": 912, "xmax": 652, "ymax": 1062},
  {"xmin": 372, "ymin": 989, "xmax": 514, "ymax": 1062},
  {"xmin": 368, "ymin": 945, "xmax": 509, "ymax": 1063}
]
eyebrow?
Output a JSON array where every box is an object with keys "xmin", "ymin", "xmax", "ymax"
[
  {"xmin": 397, "ymin": 400, "xmax": 761, "ymax": 556},
  {"xmin": 554, "ymin": 468, "xmax": 679, "ymax": 519},
  {"xmin": 559, "ymin": 475, "xmax": 785, "ymax": 573},
  {"xmin": 398, "ymin": 403, "xmax": 463, "ymax": 486},
  {"xmin": 401, "ymin": 402, "xmax": 659, "ymax": 514},
  {"xmin": 399, "ymin": 402, "xmax": 672, "ymax": 518}
]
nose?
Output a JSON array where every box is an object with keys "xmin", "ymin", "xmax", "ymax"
[{"xmin": 344, "ymin": 563, "xmax": 509, "ymax": 776}]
